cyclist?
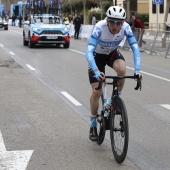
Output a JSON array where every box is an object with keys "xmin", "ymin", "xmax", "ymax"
[{"xmin": 85, "ymin": 6, "xmax": 143, "ymax": 141}]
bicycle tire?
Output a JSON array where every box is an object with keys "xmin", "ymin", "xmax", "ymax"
[
  {"xmin": 110, "ymin": 96, "xmax": 129, "ymax": 164},
  {"xmin": 97, "ymin": 92, "xmax": 106, "ymax": 145}
]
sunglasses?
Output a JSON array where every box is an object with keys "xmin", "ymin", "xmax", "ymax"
[{"xmin": 108, "ymin": 19, "xmax": 123, "ymax": 25}]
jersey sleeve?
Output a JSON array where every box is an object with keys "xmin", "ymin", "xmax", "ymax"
[
  {"xmin": 85, "ymin": 26, "xmax": 101, "ymax": 71},
  {"xmin": 124, "ymin": 25, "xmax": 141, "ymax": 73}
]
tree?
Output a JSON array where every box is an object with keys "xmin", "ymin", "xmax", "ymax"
[
  {"xmin": 162, "ymin": 0, "xmax": 170, "ymax": 47},
  {"xmin": 61, "ymin": 0, "xmax": 112, "ymax": 23},
  {"xmin": 163, "ymin": 0, "xmax": 170, "ymax": 30}
]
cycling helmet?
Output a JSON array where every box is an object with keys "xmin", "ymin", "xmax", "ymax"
[{"xmin": 106, "ymin": 6, "xmax": 126, "ymax": 20}]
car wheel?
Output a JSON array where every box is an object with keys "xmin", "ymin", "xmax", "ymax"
[
  {"xmin": 4, "ymin": 26, "xmax": 8, "ymax": 30},
  {"xmin": 63, "ymin": 42, "xmax": 70, "ymax": 48},
  {"xmin": 28, "ymin": 35, "xmax": 35, "ymax": 48},
  {"xmin": 23, "ymin": 34, "xmax": 28, "ymax": 46}
]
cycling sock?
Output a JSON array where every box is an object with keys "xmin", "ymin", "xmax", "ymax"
[{"xmin": 90, "ymin": 115, "xmax": 97, "ymax": 128}]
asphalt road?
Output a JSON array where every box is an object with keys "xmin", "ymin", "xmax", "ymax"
[{"xmin": 0, "ymin": 26, "xmax": 170, "ymax": 170}]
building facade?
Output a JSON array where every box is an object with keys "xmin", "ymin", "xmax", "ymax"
[{"xmin": 115, "ymin": 0, "xmax": 170, "ymax": 30}]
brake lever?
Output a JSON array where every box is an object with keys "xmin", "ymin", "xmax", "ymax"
[{"xmin": 134, "ymin": 79, "xmax": 142, "ymax": 91}]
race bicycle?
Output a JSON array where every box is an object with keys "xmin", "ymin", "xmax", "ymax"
[{"xmin": 96, "ymin": 75, "xmax": 141, "ymax": 164}]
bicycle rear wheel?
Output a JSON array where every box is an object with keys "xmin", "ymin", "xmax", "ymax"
[
  {"xmin": 110, "ymin": 96, "xmax": 129, "ymax": 164},
  {"xmin": 97, "ymin": 92, "xmax": 106, "ymax": 145}
]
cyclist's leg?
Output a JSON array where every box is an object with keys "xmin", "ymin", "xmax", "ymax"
[
  {"xmin": 107, "ymin": 49, "xmax": 126, "ymax": 93},
  {"xmin": 88, "ymin": 53, "xmax": 107, "ymax": 141},
  {"xmin": 89, "ymin": 82, "xmax": 101, "ymax": 141},
  {"xmin": 90, "ymin": 82, "xmax": 101, "ymax": 117},
  {"xmin": 113, "ymin": 59, "xmax": 126, "ymax": 92}
]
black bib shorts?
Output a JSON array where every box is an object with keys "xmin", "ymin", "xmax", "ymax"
[{"xmin": 88, "ymin": 49, "xmax": 125, "ymax": 84}]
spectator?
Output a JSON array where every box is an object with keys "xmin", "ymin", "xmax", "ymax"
[
  {"xmin": 68, "ymin": 14, "xmax": 73, "ymax": 23},
  {"xmin": 64, "ymin": 16, "xmax": 69, "ymax": 22},
  {"xmin": 91, "ymin": 14, "xmax": 96, "ymax": 25},
  {"xmin": 73, "ymin": 14, "xmax": 82, "ymax": 39},
  {"xmin": 24, "ymin": 14, "xmax": 28, "ymax": 21},
  {"xmin": 127, "ymin": 16, "xmax": 134, "ymax": 30},
  {"xmin": 19, "ymin": 14, "xmax": 23, "ymax": 28},
  {"xmin": 80, "ymin": 14, "xmax": 84, "ymax": 24},
  {"xmin": 12, "ymin": 14, "xmax": 16, "ymax": 26},
  {"xmin": 131, "ymin": 12, "xmax": 145, "ymax": 47}
]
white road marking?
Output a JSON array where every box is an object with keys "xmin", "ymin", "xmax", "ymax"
[
  {"xmin": 69, "ymin": 49, "xmax": 85, "ymax": 55},
  {"xmin": 0, "ymin": 44, "xmax": 4, "ymax": 47},
  {"xmin": 0, "ymin": 130, "xmax": 33, "ymax": 170},
  {"xmin": 0, "ymin": 132, "xmax": 6, "ymax": 151},
  {"xmin": 26, "ymin": 64, "xmax": 36, "ymax": 71},
  {"xmin": 61, "ymin": 91, "xmax": 82, "ymax": 106},
  {"xmin": 69, "ymin": 48, "xmax": 170, "ymax": 82},
  {"xmin": 12, "ymin": 30, "xmax": 22, "ymax": 35},
  {"xmin": 9, "ymin": 51, "xmax": 15, "ymax": 55},
  {"xmin": 126, "ymin": 66, "xmax": 170, "ymax": 82},
  {"xmin": 161, "ymin": 104, "xmax": 170, "ymax": 110}
]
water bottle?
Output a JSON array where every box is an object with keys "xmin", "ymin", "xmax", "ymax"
[{"xmin": 103, "ymin": 97, "xmax": 111, "ymax": 117}]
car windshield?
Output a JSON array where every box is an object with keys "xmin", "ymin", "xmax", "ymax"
[{"xmin": 33, "ymin": 16, "xmax": 63, "ymax": 24}]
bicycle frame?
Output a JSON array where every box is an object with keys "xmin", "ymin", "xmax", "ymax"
[{"xmin": 96, "ymin": 75, "xmax": 142, "ymax": 163}]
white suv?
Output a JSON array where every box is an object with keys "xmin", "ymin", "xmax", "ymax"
[{"xmin": 23, "ymin": 14, "xmax": 70, "ymax": 48}]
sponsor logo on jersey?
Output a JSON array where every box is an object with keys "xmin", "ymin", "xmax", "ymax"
[{"xmin": 92, "ymin": 27, "xmax": 101, "ymax": 38}]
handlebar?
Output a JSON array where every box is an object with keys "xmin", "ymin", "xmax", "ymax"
[{"xmin": 95, "ymin": 75, "xmax": 142, "ymax": 91}]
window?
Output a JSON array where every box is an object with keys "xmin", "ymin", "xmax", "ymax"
[
  {"xmin": 160, "ymin": 3, "xmax": 164, "ymax": 13},
  {"xmin": 123, "ymin": 0, "xmax": 137, "ymax": 12},
  {"xmin": 152, "ymin": 4, "xmax": 156, "ymax": 13},
  {"xmin": 130, "ymin": 0, "xmax": 137, "ymax": 12},
  {"xmin": 152, "ymin": 2, "xmax": 164, "ymax": 13}
]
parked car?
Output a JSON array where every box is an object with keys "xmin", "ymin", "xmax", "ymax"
[
  {"xmin": 0, "ymin": 17, "xmax": 8, "ymax": 30},
  {"xmin": 23, "ymin": 14, "xmax": 70, "ymax": 48}
]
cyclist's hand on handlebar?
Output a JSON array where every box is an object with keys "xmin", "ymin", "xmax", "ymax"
[
  {"xmin": 94, "ymin": 71, "xmax": 105, "ymax": 81},
  {"xmin": 134, "ymin": 72, "xmax": 143, "ymax": 91},
  {"xmin": 134, "ymin": 72, "xmax": 143, "ymax": 81}
]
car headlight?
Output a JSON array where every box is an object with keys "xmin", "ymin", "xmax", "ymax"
[
  {"xmin": 62, "ymin": 27, "xmax": 68, "ymax": 31},
  {"xmin": 32, "ymin": 27, "xmax": 41, "ymax": 31}
]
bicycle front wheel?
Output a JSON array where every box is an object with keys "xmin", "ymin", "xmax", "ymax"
[
  {"xmin": 97, "ymin": 92, "xmax": 106, "ymax": 145},
  {"xmin": 110, "ymin": 96, "xmax": 129, "ymax": 164}
]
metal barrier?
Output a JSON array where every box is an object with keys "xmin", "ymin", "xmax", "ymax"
[
  {"xmin": 122, "ymin": 28, "xmax": 144, "ymax": 51},
  {"xmin": 67, "ymin": 23, "xmax": 170, "ymax": 58},
  {"xmin": 122, "ymin": 28, "xmax": 170, "ymax": 58}
]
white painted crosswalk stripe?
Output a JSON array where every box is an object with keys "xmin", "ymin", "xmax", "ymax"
[
  {"xmin": 160, "ymin": 104, "xmax": 170, "ymax": 110},
  {"xmin": 0, "ymin": 130, "xmax": 33, "ymax": 169}
]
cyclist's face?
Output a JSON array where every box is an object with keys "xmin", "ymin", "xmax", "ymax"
[{"xmin": 107, "ymin": 19, "xmax": 124, "ymax": 34}]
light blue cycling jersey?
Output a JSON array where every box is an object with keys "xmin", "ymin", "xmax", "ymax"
[{"xmin": 85, "ymin": 19, "xmax": 140, "ymax": 74}]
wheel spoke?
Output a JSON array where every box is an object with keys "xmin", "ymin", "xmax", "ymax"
[
  {"xmin": 97, "ymin": 94, "xmax": 106, "ymax": 145},
  {"xmin": 110, "ymin": 97, "xmax": 129, "ymax": 164}
]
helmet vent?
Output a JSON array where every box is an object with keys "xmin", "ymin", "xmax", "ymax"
[{"xmin": 106, "ymin": 6, "xmax": 126, "ymax": 19}]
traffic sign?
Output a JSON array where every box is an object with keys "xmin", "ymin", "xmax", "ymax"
[{"xmin": 153, "ymin": 0, "xmax": 163, "ymax": 4}]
